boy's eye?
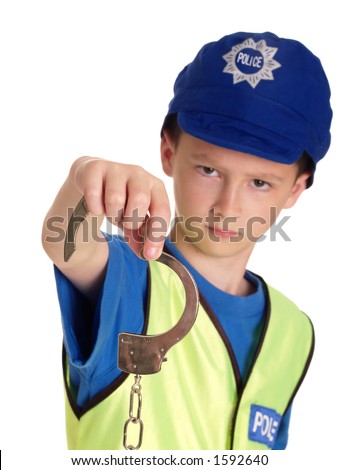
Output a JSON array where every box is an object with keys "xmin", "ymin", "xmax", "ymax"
[
  {"xmin": 199, "ymin": 166, "xmax": 218, "ymax": 176},
  {"xmin": 252, "ymin": 179, "xmax": 270, "ymax": 189}
]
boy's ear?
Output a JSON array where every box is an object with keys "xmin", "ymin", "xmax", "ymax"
[
  {"xmin": 160, "ymin": 130, "xmax": 176, "ymax": 177},
  {"xmin": 283, "ymin": 171, "xmax": 311, "ymax": 209}
]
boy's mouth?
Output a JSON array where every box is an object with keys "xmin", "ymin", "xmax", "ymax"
[{"xmin": 208, "ymin": 226, "xmax": 239, "ymax": 239}]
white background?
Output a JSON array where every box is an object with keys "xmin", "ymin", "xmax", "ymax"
[{"xmin": 0, "ymin": 1, "xmax": 337, "ymax": 468}]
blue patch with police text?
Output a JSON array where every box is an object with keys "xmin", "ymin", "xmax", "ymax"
[{"xmin": 248, "ymin": 404, "xmax": 282, "ymax": 448}]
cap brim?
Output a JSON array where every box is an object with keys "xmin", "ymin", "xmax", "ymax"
[{"xmin": 178, "ymin": 111, "xmax": 303, "ymax": 165}]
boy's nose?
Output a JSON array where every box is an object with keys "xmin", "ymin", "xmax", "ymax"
[{"xmin": 212, "ymin": 184, "xmax": 241, "ymax": 219}]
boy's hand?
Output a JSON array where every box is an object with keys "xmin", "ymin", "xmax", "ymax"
[
  {"xmin": 42, "ymin": 156, "xmax": 171, "ymax": 300},
  {"xmin": 72, "ymin": 157, "xmax": 171, "ymax": 260}
]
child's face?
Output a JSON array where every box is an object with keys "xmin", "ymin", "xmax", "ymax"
[{"xmin": 161, "ymin": 131, "xmax": 309, "ymax": 259}]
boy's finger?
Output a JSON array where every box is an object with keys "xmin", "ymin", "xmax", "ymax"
[
  {"xmin": 122, "ymin": 179, "xmax": 151, "ymax": 230},
  {"xmin": 142, "ymin": 184, "xmax": 171, "ymax": 260},
  {"xmin": 141, "ymin": 217, "xmax": 166, "ymax": 260},
  {"xmin": 104, "ymin": 177, "xmax": 128, "ymax": 226},
  {"xmin": 122, "ymin": 225, "xmax": 145, "ymax": 258},
  {"xmin": 75, "ymin": 159, "xmax": 106, "ymax": 215}
]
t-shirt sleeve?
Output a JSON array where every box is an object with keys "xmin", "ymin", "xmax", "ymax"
[{"xmin": 54, "ymin": 235, "xmax": 148, "ymax": 405}]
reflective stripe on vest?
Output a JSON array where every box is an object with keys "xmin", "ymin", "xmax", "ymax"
[{"xmin": 63, "ymin": 259, "xmax": 314, "ymax": 450}]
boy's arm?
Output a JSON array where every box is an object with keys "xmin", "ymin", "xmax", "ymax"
[{"xmin": 41, "ymin": 157, "xmax": 171, "ymax": 302}]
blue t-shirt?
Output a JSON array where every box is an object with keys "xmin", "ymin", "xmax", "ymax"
[{"xmin": 54, "ymin": 234, "xmax": 291, "ymax": 449}]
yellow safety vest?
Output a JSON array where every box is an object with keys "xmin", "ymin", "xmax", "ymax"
[{"xmin": 63, "ymin": 259, "xmax": 314, "ymax": 450}]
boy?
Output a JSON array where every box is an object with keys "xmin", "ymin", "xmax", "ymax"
[{"xmin": 42, "ymin": 31, "xmax": 332, "ymax": 450}]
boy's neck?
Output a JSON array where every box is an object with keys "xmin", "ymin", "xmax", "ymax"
[{"xmin": 168, "ymin": 230, "xmax": 255, "ymax": 297}]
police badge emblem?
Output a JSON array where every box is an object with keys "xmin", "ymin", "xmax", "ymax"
[{"xmin": 223, "ymin": 38, "xmax": 281, "ymax": 88}]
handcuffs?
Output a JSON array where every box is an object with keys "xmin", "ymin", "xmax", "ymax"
[{"xmin": 64, "ymin": 197, "xmax": 199, "ymax": 449}]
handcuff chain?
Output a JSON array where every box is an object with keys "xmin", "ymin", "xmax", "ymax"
[{"xmin": 123, "ymin": 375, "xmax": 144, "ymax": 450}]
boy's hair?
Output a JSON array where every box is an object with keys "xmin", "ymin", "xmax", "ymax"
[
  {"xmin": 161, "ymin": 113, "xmax": 182, "ymax": 146},
  {"xmin": 296, "ymin": 153, "xmax": 315, "ymax": 185},
  {"xmin": 161, "ymin": 32, "xmax": 332, "ymax": 187},
  {"xmin": 162, "ymin": 113, "xmax": 315, "ymax": 187}
]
